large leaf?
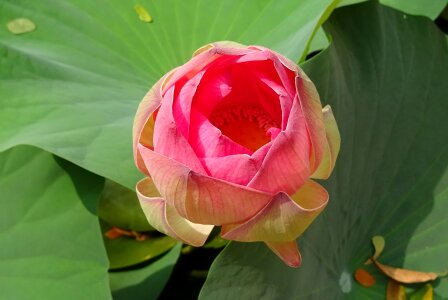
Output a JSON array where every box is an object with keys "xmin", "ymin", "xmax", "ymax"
[
  {"xmin": 0, "ymin": 146, "xmax": 110, "ymax": 299},
  {"xmin": 0, "ymin": 0, "xmax": 337, "ymax": 189},
  {"xmin": 200, "ymin": 2, "xmax": 448, "ymax": 299}
]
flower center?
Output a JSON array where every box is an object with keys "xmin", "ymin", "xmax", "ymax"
[{"xmin": 210, "ymin": 105, "xmax": 278, "ymax": 152}]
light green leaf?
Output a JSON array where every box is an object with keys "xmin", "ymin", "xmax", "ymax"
[
  {"xmin": 109, "ymin": 244, "xmax": 181, "ymax": 300},
  {"xmin": 200, "ymin": 2, "xmax": 448, "ymax": 299},
  {"xmin": 0, "ymin": 146, "xmax": 110, "ymax": 299},
  {"xmin": 0, "ymin": 0, "xmax": 338, "ymax": 189},
  {"xmin": 307, "ymin": 27, "xmax": 330, "ymax": 55}
]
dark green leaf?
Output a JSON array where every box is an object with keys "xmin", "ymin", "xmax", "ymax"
[
  {"xmin": 381, "ymin": 0, "xmax": 447, "ymax": 19},
  {"xmin": 200, "ymin": 2, "xmax": 448, "ymax": 299},
  {"xmin": 109, "ymin": 244, "xmax": 181, "ymax": 300},
  {"xmin": 339, "ymin": 0, "xmax": 447, "ymax": 20}
]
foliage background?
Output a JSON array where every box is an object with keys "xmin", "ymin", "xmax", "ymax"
[{"xmin": 1, "ymin": 0, "xmax": 447, "ymax": 299}]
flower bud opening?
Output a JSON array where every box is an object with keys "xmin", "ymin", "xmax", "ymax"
[{"xmin": 210, "ymin": 105, "xmax": 279, "ymax": 151}]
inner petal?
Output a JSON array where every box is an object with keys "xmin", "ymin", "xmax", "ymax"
[{"xmin": 210, "ymin": 105, "xmax": 278, "ymax": 152}]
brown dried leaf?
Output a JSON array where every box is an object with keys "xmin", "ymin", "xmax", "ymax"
[
  {"xmin": 105, "ymin": 226, "xmax": 150, "ymax": 241},
  {"xmin": 105, "ymin": 227, "xmax": 126, "ymax": 239},
  {"xmin": 386, "ymin": 280, "xmax": 406, "ymax": 300},
  {"xmin": 373, "ymin": 259, "xmax": 438, "ymax": 284},
  {"xmin": 354, "ymin": 268, "xmax": 376, "ymax": 288}
]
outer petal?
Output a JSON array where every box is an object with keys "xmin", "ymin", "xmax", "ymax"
[
  {"xmin": 138, "ymin": 144, "xmax": 274, "ymax": 225},
  {"xmin": 136, "ymin": 178, "xmax": 213, "ymax": 246},
  {"xmin": 311, "ymin": 105, "xmax": 341, "ymax": 179},
  {"xmin": 221, "ymin": 180, "xmax": 328, "ymax": 241},
  {"xmin": 210, "ymin": 41, "xmax": 256, "ymax": 56},
  {"xmin": 193, "ymin": 41, "xmax": 248, "ymax": 57},
  {"xmin": 133, "ymin": 73, "xmax": 172, "ymax": 175},
  {"xmin": 295, "ymin": 71, "xmax": 327, "ymax": 174},
  {"xmin": 248, "ymin": 99, "xmax": 311, "ymax": 194},
  {"xmin": 265, "ymin": 241, "xmax": 301, "ymax": 268}
]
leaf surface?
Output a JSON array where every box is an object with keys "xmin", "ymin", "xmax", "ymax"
[
  {"xmin": 0, "ymin": 146, "xmax": 110, "ymax": 299},
  {"xmin": 0, "ymin": 0, "xmax": 338, "ymax": 189}
]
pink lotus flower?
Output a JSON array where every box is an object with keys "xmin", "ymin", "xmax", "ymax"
[{"xmin": 133, "ymin": 41, "xmax": 340, "ymax": 267}]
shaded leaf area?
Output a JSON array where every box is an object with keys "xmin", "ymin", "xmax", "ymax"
[
  {"xmin": 101, "ymin": 221, "xmax": 176, "ymax": 270},
  {"xmin": 0, "ymin": 0, "xmax": 337, "ymax": 189},
  {"xmin": 109, "ymin": 244, "xmax": 181, "ymax": 300},
  {"xmin": 0, "ymin": 146, "xmax": 110, "ymax": 299},
  {"xmin": 159, "ymin": 246, "xmax": 225, "ymax": 300},
  {"xmin": 99, "ymin": 179, "xmax": 153, "ymax": 232},
  {"xmin": 200, "ymin": 2, "xmax": 448, "ymax": 300}
]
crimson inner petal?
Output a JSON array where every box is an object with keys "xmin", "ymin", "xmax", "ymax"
[{"xmin": 188, "ymin": 57, "xmax": 286, "ymax": 156}]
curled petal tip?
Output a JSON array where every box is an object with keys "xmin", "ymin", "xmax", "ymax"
[
  {"xmin": 265, "ymin": 240, "xmax": 302, "ymax": 268},
  {"xmin": 136, "ymin": 178, "xmax": 213, "ymax": 247},
  {"xmin": 322, "ymin": 104, "xmax": 333, "ymax": 114},
  {"xmin": 221, "ymin": 180, "xmax": 328, "ymax": 242},
  {"xmin": 192, "ymin": 44, "xmax": 214, "ymax": 57},
  {"xmin": 310, "ymin": 103, "xmax": 341, "ymax": 179}
]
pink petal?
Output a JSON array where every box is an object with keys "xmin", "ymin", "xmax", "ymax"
[
  {"xmin": 311, "ymin": 105, "xmax": 341, "ymax": 179},
  {"xmin": 136, "ymin": 178, "xmax": 213, "ymax": 246},
  {"xmin": 257, "ymin": 76, "xmax": 293, "ymax": 129},
  {"xmin": 248, "ymin": 99, "xmax": 311, "ymax": 194},
  {"xmin": 190, "ymin": 52, "xmax": 284, "ymax": 120},
  {"xmin": 152, "ymin": 85, "xmax": 206, "ymax": 174},
  {"xmin": 201, "ymin": 154, "xmax": 258, "ymax": 186},
  {"xmin": 138, "ymin": 144, "xmax": 274, "ymax": 225},
  {"xmin": 221, "ymin": 180, "xmax": 328, "ymax": 241},
  {"xmin": 200, "ymin": 141, "xmax": 273, "ymax": 185},
  {"xmin": 265, "ymin": 241, "xmax": 301, "ymax": 268},
  {"xmin": 166, "ymin": 42, "xmax": 253, "ymax": 93},
  {"xmin": 172, "ymin": 71, "xmax": 205, "ymax": 138},
  {"xmin": 236, "ymin": 50, "xmax": 297, "ymax": 100}
]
